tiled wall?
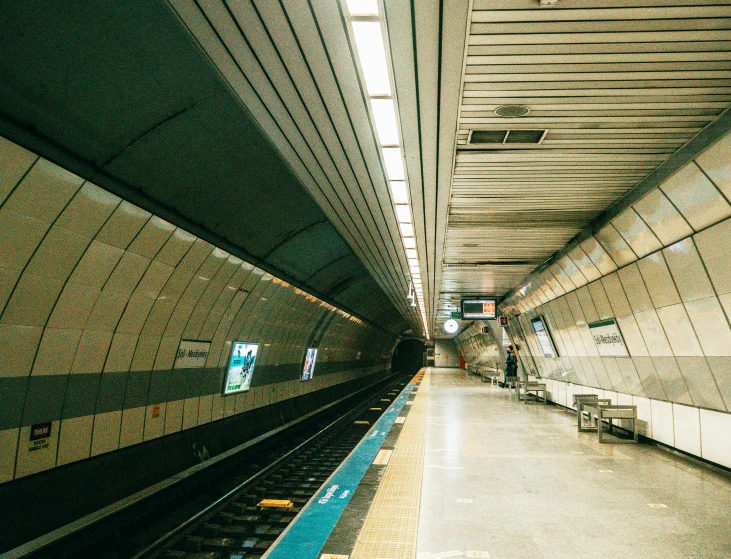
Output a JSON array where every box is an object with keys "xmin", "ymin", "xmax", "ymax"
[
  {"xmin": 470, "ymin": 128, "xmax": 731, "ymax": 468},
  {"xmin": 454, "ymin": 321, "xmax": 504, "ymax": 371},
  {"xmin": 434, "ymin": 339, "xmax": 459, "ymax": 367},
  {"xmin": 0, "ymin": 136, "xmax": 395, "ymax": 484}
]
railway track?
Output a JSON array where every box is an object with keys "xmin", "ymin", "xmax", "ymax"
[{"xmin": 16, "ymin": 375, "xmax": 409, "ymax": 559}]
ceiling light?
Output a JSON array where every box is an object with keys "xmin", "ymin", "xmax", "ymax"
[
  {"xmin": 399, "ymin": 222, "xmax": 414, "ymax": 236},
  {"xmin": 444, "ymin": 319, "xmax": 459, "ymax": 334},
  {"xmin": 390, "ymin": 181, "xmax": 408, "ymax": 204},
  {"xmin": 403, "ymin": 236, "xmax": 416, "ymax": 249},
  {"xmin": 346, "ymin": 0, "xmax": 379, "ymax": 16},
  {"xmin": 406, "ymin": 248, "xmax": 417, "ymax": 259},
  {"xmin": 395, "ymin": 204, "xmax": 411, "ymax": 223},
  {"xmin": 408, "ymin": 259, "xmax": 418, "ymax": 267},
  {"xmin": 370, "ymin": 99, "xmax": 399, "ymax": 145},
  {"xmin": 351, "ymin": 22, "xmax": 391, "ymax": 96},
  {"xmin": 382, "ymin": 147, "xmax": 404, "ymax": 181}
]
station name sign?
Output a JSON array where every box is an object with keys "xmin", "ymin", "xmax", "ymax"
[
  {"xmin": 174, "ymin": 339, "xmax": 212, "ymax": 368},
  {"xmin": 588, "ymin": 319, "xmax": 629, "ymax": 357}
]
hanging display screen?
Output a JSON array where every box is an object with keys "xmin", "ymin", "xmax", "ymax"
[
  {"xmin": 531, "ymin": 316, "xmax": 558, "ymax": 358},
  {"xmin": 224, "ymin": 342, "xmax": 259, "ymax": 395},
  {"xmin": 301, "ymin": 348, "xmax": 318, "ymax": 381},
  {"xmin": 461, "ymin": 299, "xmax": 497, "ymax": 320}
]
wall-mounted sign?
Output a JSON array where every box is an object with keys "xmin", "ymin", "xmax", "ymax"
[
  {"xmin": 588, "ymin": 319, "xmax": 629, "ymax": 357},
  {"xmin": 461, "ymin": 299, "xmax": 497, "ymax": 320},
  {"xmin": 302, "ymin": 348, "xmax": 318, "ymax": 381},
  {"xmin": 502, "ymin": 329, "xmax": 511, "ymax": 347},
  {"xmin": 224, "ymin": 342, "xmax": 259, "ymax": 395},
  {"xmin": 451, "ymin": 311, "xmax": 462, "ymax": 319},
  {"xmin": 499, "ymin": 316, "xmax": 509, "ymax": 327},
  {"xmin": 29, "ymin": 422, "xmax": 51, "ymax": 452},
  {"xmin": 531, "ymin": 316, "xmax": 558, "ymax": 358},
  {"xmin": 174, "ymin": 339, "xmax": 211, "ymax": 369}
]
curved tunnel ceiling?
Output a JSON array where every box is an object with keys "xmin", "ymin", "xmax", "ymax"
[{"xmin": 0, "ymin": 1, "xmax": 408, "ymax": 335}]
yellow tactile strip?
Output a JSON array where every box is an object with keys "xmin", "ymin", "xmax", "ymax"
[{"xmin": 350, "ymin": 370, "xmax": 429, "ymax": 559}]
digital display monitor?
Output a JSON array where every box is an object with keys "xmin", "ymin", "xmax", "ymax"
[
  {"xmin": 301, "ymin": 348, "xmax": 318, "ymax": 381},
  {"xmin": 531, "ymin": 316, "xmax": 557, "ymax": 358},
  {"xmin": 461, "ymin": 299, "xmax": 497, "ymax": 320},
  {"xmin": 224, "ymin": 342, "xmax": 258, "ymax": 395}
]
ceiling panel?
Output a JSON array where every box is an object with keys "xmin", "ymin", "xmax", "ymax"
[{"xmin": 435, "ymin": 0, "xmax": 731, "ymax": 336}]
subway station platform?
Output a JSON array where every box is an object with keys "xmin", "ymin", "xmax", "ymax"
[{"xmin": 267, "ymin": 367, "xmax": 731, "ymax": 559}]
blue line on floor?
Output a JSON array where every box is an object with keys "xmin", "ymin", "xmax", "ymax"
[{"xmin": 264, "ymin": 382, "xmax": 415, "ymax": 559}]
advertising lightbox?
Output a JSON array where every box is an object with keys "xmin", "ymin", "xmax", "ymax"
[
  {"xmin": 531, "ymin": 316, "xmax": 558, "ymax": 358},
  {"xmin": 224, "ymin": 342, "xmax": 259, "ymax": 395},
  {"xmin": 461, "ymin": 299, "xmax": 497, "ymax": 320},
  {"xmin": 301, "ymin": 348, "xmax": 318, "ymax": 381}
]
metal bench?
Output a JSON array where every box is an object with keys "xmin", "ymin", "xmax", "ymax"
[
  {"xmin": 573, "ymin": 395, "xmax": 611, "ymax": 432},
  {"xmin": 480, "ymin": 366, "xmax": 500, "ymax": 385},
  {"xmin": 598, "ymin": 405, "xmax": 638, "ymax": 444},
  {"xmin": 519, "ymin": 381, "xmax": 547, "ymax": 404}
]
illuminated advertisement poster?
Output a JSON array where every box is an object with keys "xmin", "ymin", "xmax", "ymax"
[
  {"xmin": 588, "ymin": 319, "xmax": 629, "ymax": 357},
  {"xmin": 531, "ymin": 316, "xmax": 558, "ymax": 358},
  {"xmin": 224, "ymin": 342, "xmax": 258, "ymax": 395},
  {"xmin": 461, "ymin": 299, "xmax": 497, "ymax": 320},
  {"xmin": 301, "ymin": 348, "xmax": 318, "ymax": 381}
]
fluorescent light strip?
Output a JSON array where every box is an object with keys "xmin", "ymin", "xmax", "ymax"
[{"xmin": 348, "ymin": 3, "xmax": 427, "ymax": 336}]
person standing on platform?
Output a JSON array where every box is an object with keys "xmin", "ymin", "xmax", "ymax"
[{"xmin": 505, "ymin": 345, "xmax": 518, "ymax": 389}]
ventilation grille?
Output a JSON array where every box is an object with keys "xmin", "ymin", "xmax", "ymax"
[
  {"xmin": 469, "ymin": 129, "xmax": 547, "ymax": 145},
  {"xmin": 494, "ymin": 104, "xmax": 530, "ymax": 117}
]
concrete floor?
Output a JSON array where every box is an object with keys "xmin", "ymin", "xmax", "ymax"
[{"xmin": 417, "ymin": 368, "xmax": 731, "ymax": 559}]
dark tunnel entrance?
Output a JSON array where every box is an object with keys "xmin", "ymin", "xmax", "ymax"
[{"xmin": 391, "ymin": 338, "xmax": 426, "ymax": 377}]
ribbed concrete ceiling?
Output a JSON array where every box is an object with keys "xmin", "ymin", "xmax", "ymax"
[{"xmin": 435, "ymin": 0, "xmax": 731, "ymax": 335}]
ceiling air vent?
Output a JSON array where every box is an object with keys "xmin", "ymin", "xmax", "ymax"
[
  {"xmin": 494, "ymin": 105, "xmax": 530, "ymax": 117},
  {"xmin": 469, "ymin": 129, "xmax": 547, "ymax": 146}
]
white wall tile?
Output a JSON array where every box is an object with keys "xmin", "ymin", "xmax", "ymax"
[
  {"xmin": 127, "ymin": 217, "xmax": 176, "ymax": 259},
  {"xmin": 0, "ymin": 324, "xmax": 43, "ymax": 377},
  {"xmin": 71, "ymin": 329, "xmax": 113, "ymax": 374},
  {"xmin": 699, "ymin": 408, "xmax": 731, "ymax": 469},
  {"xmin": 595, "ymin": 224, "xmax": 637, "ymax": 267},
  {"xmin": 4, "ymin": 159, "xmax": 83, "ymax": 223},
  {"xmin": 695, "ymin": 130, "xmax": 731, "ymax": 198},
  {"xmin": 143, "ymin": 403, "xmax": 166, "ymax": 440},
  {"xmin": 55, "ymin": 182, "xmax": 120, "ymax": 237},
  {"xmin": 33, "ymin": 328, "xmax": 82, "ymax": 376},
  {"xmin": 15, "ymin": 420, "xmax": 60, "ymax": 478},
  {"xmin": 0, "ymin": 208, "xmax": 49, "ymax": 271},
  {"xmin": 636, "ymin": 252, "xmax": 681, "ymax": 309},
  {"xmin": 57, "ymin": 415, "xmax": 93, "ymax": 466},
  {"xmin": 198, "ymin": 395, "xmax": 213, "ymax": 425},
  {"xmin": 104, "ymin": 332, "xmax": 138, "ymax": 372},
  {"xmin": 600, "ymin": 273, "xmax": 632, "ymax": 317},
  {"xmin": 663, "ymin": 238, "xmax": 715, "ymax": 303},
  {"xmin": 68, "ymin": 240, "xmax": 124, "ymax": 288},
  {"xmin": 156, "ymin": 229, "xmax": 197, "ymax": 267},
  {"xmin": 618, "ymin": 264, "xmax": 654, "ymax": 313},
  {"xmin": 656, "ymin": 304, "xmax": 704, "ymax": 356},
  {"xmin": 0, "ymin": 137, "xmax": 37, "ymax": 204},
  {"xmin": 632, "ymin": 396, "xmax": 653, "ymax": 438},
  {"xmin": 182, "ymin": 398, "xmax": 199, "ymax": 430},
  {"xmin": 672, "ymin": 403, "xmax": 701, "ymax": 457},
  {"xmin": 694, "ymin": 218, "xmax": 731, "ymax": 296},
  {"xmin": 163, "ymin": 400, "xmax": 184, "ymax": 435},
  {"xmin": 612, "ymin": 208, "xmax": 662, "ymax": 258},
  {"xmin": 85, "ymin": 289, "xmax": 129, "ymax": 332},
  {"xmin": 684, "ymin": 296, "xmax": 731, "ymax": 356},
  {"xmin": 650, "ymin": 399, "xmax": 675, "ymax": 447},
  {"xmin": 2, "ymin": 273, "xmax": 64, "ymax": 327},
  {"xmin": 616, "ymin": 315, "xmax": 649, "ymax": 357},
  {"xmin": 580, "ymin": 237, "xmax": 617, "ymax": 275},
  {"xmin": 90, "ymin": 411, "xmax": 122, "ymax": 456},
  {"xmin": 47, "ymin": 283, "xmax": 100, "ymax": 330},
  {"xmin": 660, "ymin": 163, "xmax": 731, "ymax": 231},
  {"xmin": 95, "ymin": 202, "xmax": 151, "ymax": 250},
  {"xmin": 633, "ymin": 188, "xmax": 693, "ymax": 246},
  {"xmin": 568, "ymin": 246, "xmax": 601, "ymax": 282},
  {"xmin": 634, "ymin": 310, "xmax": 673, "ymax": 356},
  {"xmin": 105, "ymin": 252, "xmax": 151, "ymax": 295},
  {"xmin": 119, "ymin": 406, "xmax": 145, "ymax": 448},
  {"xmin": 0, "ymin": 428, "xmax": 18, "ymax": 482},
  {"xmin": 24, "ymin": 226, "xmax": 90, "ymax": 282}
]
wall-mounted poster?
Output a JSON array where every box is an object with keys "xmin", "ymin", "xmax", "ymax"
[
  {"xmin": 224, "ymin": 342, "xmax": 259, "ymax": 395},
  {"xmin": 301, "ymin": 348, "xmax": 318, "ymax": 381},
  {"xmin": 174, "ymin": 339, "xmax": 211, "ymax": 368},
  {"xmin": 588, "ymin": 319, "xmax": 629, "ymax": 357},
  {"xmin": 530, "ymin": 316, "xmax": 558, "ymax": 358}
]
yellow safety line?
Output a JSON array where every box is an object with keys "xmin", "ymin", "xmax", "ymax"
[{"xmin": 350, "ymin": 370, "xmax": 430, "ymax": 559}]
